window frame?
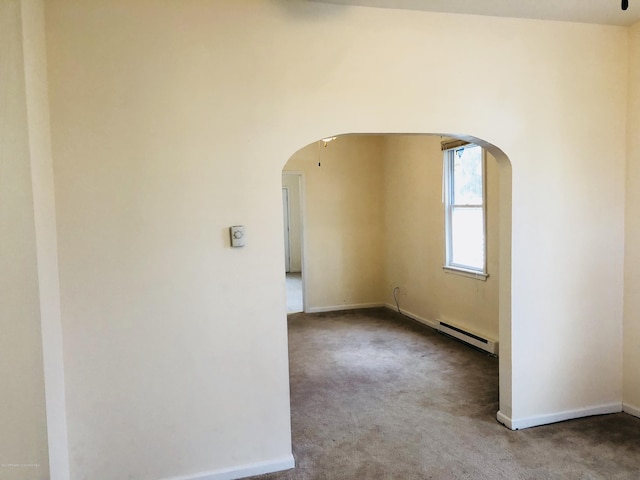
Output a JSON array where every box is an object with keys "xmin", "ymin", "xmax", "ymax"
[{"xmin": 443, "ymin": 143, "xmax": 488, "ymax": 280}]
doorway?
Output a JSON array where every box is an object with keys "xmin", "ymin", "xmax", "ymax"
[
  {"xmin": 282, "ymin": 173, "xmax": 304, "ymax": 313},
  {"xmin": 280, "ymin": 133, "xmax": 512, "ymax": 424}
]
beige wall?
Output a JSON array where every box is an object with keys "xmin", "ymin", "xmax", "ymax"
[
  {"xmin": 282, "ymin": 174, "xmax": 302, "ymax": 273},
  {"xmin": 44, "ymin": 0, "xmax": 628, "ymax": 478},
  {"xmin": 20, "ymin": 1, "xmax": 70, "ymax": 477},
  {"xmin": 284, "ymin": 136, "xmax": 385, "ymax": 310},
  {"xmin": 382, "ymin": 135, "xmax": 500, "ymax": 341},
  {"xmin": 0, "ymin": 1, "xmax": 50, "ymax": 478},
  {"xmin": 286, "ymin": 134, "xmax": 500, "ymax": 340},
  {"xmin": 624, "ymin": 22, "xmax": 640, "ymax": 412}
]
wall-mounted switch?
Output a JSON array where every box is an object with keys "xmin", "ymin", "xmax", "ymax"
[{"xmin": 230, "ymin": 225, "xmax": 245, "ymax": 247}]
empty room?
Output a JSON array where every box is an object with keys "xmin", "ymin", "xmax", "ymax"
[{"xmin": 3, "ymin": 1, "xmax": 640, "ymax": 479}]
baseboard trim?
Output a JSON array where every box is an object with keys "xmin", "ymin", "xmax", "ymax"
[
  {"xmin": 623, "ymin": 402, "xmax": 640, "ymax": 418},
  {"xmin": 497, "ymin": 403, "xmax": 622, "ymax": 430},
  {"xmin": 160, "ymin": 455, "xmax": 295, "ymax": 480},
  {"xmin": 496, "ymin": 411, "xmax": 513, "ymax": 429},
  {"xmin": 306, "ymin": 303, "xmax": 384, "ymax": 313},
  {"xmin": 382, "ymin": 303, "xmax": 439, "ymax": 329}
]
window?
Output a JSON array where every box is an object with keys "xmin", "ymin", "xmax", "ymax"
[{"xmin": 443, "ymin": 142, "xmax": 487, "ymax": 278}]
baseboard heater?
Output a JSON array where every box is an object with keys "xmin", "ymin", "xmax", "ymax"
[{"xmin": 437, "ymin": 321, "xmax": 498, "ymax": 356}]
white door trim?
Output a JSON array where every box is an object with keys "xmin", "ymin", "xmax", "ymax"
[{"xmin": 282, "ymin": 171, "xmax": 306, "ymax": 313}]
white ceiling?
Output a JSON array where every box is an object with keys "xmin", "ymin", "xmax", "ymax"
[{"xmin": 309, "ymin": 0, "xmax": 640, "ymax": 26}]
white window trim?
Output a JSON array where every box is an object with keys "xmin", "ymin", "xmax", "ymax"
[
  {"xmin": 443, "ymin": 265, "xmax": 489, "ymax": 281},
  {"xmin": 443, "ymin": 144, "xmax": 488, "ymax": 280}
]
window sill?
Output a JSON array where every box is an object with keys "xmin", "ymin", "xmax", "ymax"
[{"xmin": 443, "ymin": 266, "xmax": 489, "ymax": 281}]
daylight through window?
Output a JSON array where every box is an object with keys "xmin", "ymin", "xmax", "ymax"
[{"xmin": 443, "ymin": 143, "xmax": 486, "ymax": 276}]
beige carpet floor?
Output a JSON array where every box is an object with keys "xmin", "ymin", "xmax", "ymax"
[{"xmin": 253, "ymin": 308, "xmax": 640, "ymax": 480}]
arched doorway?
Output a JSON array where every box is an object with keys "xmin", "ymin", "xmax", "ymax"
[{"xmin": 281, "ymin": 132, "xmax": 512, "ymax": 424}]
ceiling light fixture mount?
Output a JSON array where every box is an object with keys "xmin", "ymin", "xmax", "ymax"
[{"xmin": 321, "ymin": 136, "xmax": 336, "ymax": 147}]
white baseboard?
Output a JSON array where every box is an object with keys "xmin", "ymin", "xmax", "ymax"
[
  {"xmin": 382, "ymin": 303, "xmax": 439, "ymax": 329},
  {"xmin": 623, "ymin": 402, "xmax": 640, "ymax": 418},
  {"xmin": 161, "ymin": 455, "xmax": 295, "ymax": 480},
  {"xmin": 306, "ymin": 303, "xmax": 384, "ymax": 313},
  {"xmin": 497, "ymin": 403, "xmax": 622, "ymax": 430},
  {"xmin": 496, "ymin": 411, "xmax": 513, "ymax": 429}
]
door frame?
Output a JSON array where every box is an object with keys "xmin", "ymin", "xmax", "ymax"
[
  {"xmin": 282, "ymin": 186, "xmax": 291, "ymax": 273},
  {"xmin": 282, "ymin": 171, "xmax": 307, "ymax": 313}
]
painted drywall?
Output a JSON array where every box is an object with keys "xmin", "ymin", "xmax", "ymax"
[
  {"xmin": 624, "ymin": 22, "xmax": 640, "ymax": 413},
  {"xmin": 0, "ymin": 1, "xmax": 50, "ymax": 478},
  {"xmin": 44, "ymin": 0, "xmax": 627, "ymax": 478},
  {"xmin": 382, "ymin": 135, "xmax": 500, "ymax": 341},
  {"xmin": 284, "ymin": 136, "xmax": 385, "ymax": 310},
  {"xmin": 281, "ymin": 174, "xmax": 302, "ymax": 273},
  {"xmin": 20, "ymin": 1, "xmax": 71, "ymax": 477},
  {"xmin": 284, "ymin": 134, "xmax": 500, "ymax": 339}
]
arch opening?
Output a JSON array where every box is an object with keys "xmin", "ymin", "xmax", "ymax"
[{"xmin": 281, "ymin": 132, "xmax": 513, "ymax": 424}]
